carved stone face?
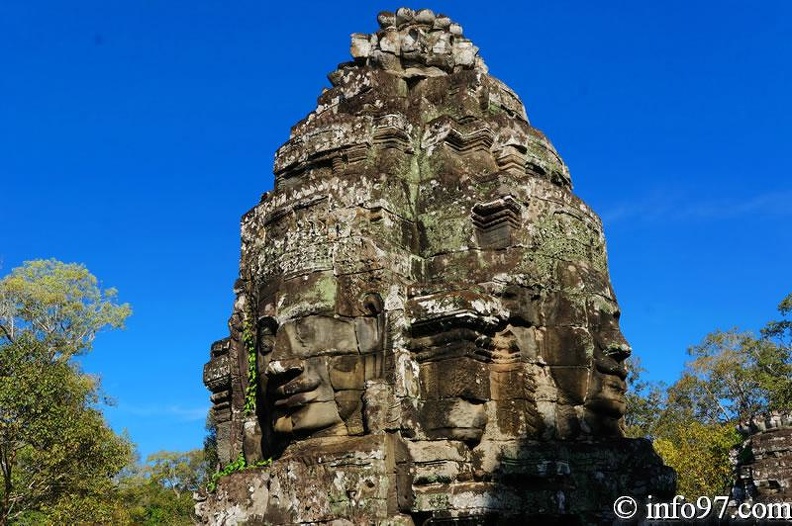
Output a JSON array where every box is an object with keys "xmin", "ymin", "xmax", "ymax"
[
  {"xmin": 261, "ymin": 294, "xmax": 384, "ymax": 439},
  {"xmin": 408, "ymin": 291, "xmax": 535, "ymax": 444},
  {"xmin": 549, "ymin": 263, "xmax": 631, "ymax": 436},
  {"xmin": 584, "ymin": 296, "xmax": 631, "ymax": 432},
  {"xmin": 410, "ymin": 320, "xmax": 491, "ymax": 444},
  {"xmin": 264, "ymin": 316, "xmax": 356, "ymax": 436}
]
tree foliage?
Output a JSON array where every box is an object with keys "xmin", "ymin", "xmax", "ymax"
[
  {"xmin": 624, "ymin": 356, "xmax": 667, "ymax": 438},
  {"xmin": 0, "ymin": 260, "xmax": 132, "ymax": 525},
  {"xmin": 0, "ymin": 259, "xmax": 131, "ymax": 360},
  {"xmin": 652, "ymin": 420, "xmax": 740, "ymax": 497},
  {"xmin": 115, "ymin": 449, "xmax": 209, "ymax": 525},
  {"xmin": 626, "ymin": 292, "xmax": 792, "ymax": 496},
  {"xmin": 672, "ymin": 327, "xmax": 791, "ymax": 423},
  {"xmin": 203, "ymin": 413, "xmax": 219, "ymax": 475}
]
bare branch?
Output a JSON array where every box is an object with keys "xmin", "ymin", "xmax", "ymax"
[{"xmin": 0, "ymin": 322, "xmax": 13, "ymax": 344}]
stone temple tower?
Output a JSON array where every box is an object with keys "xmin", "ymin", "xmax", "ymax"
[{"xmin": 198, "ymin": 8, "xmax": 674, "ymax": 525}]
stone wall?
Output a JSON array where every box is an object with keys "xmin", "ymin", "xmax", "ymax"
[{"xmin": 732, "ymin": 412, "xmax": 792, "ymax": 505}]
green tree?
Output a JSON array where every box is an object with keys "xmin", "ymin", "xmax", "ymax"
[
  {"xmin": 624, "ymin": 356, "xmax": 667, "ymax": 438},
  {"xmin": 672, "ymin": 329, "xmax": 781, "ymax": 423},
  {"xmin": 652, "ymin": 420, "xmax": 740, "ymax": 497},
  {"xmin": 676, "ymin": 293, "xmax": 792, "ymax": 423},
  {"xmin": 203, "ymin": 413, "xmax": 219, "ymax": 475},
  {"xmin": 0, "ymin": 259, "xmax": 132, "ymax": 525},
  {"xmin": 757, "ymin": 292, "xmax": 792, "ymax": 409},
  {"xmin": 117, "ymin": 449, "xmax": 209, "ymax": 525},
  {"xmin": 626, "ymin": 358, "xmax": 744, "ymax": 496},
  {"xmin": 625, "ymin": 292, "xmax": 792, "ymax": 497},
  {"xmin": 146, "ymin": 450, "xmax": 208, "ymax": 500}
]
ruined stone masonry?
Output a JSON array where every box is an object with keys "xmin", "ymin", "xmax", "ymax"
[
  {"xmin": 197, "ymin": 7, "xmax": 674, "ymax": 525},
  {"xmin": 732, "ymin": 411, "xmax": 792, "ymax": 506}
]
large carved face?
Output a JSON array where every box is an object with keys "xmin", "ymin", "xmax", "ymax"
[
  {"xmin": 261, "ymin": 294, "xmax": 384, "ymax": 439},
  {"xmin": 540, "ymin": 263, "xmax": 631, "ymax": 437},
  {"xmin": 583, "ymin": 293, "xmax": 631, "ymax": 433},
  {"xmin": 408, "ymin": 185, "xmax": 632, "ymax": 441},
  {"xmin": 408, "ymin": 296, "xmax": 493, "ymax": 445},
  {"xmin": 265, "ymin": 321, "xmax": 343, "ymax": 436},
  {"xmin": 407, "ymin": 288, "xmax": 545, "ymax": 444}
]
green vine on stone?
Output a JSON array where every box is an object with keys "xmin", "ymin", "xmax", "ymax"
[
  {"xmin": 206, "ymin": 453, "xmax": 272, "ymax": 493},
  {"xmin": 204, "ymin": 300, "xmax": 273, "ymax": 493},
  {"xmin": 242, "ymin": 322, "xmax": 257, "ymax": 415}
]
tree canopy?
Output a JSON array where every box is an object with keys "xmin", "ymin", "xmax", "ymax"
[
  {"xmin": 0, "ymin": 258, "xmax": 131, "ymax": 360},
  {"xmin": 116, "ymin": 449, "xmax": 209, "ymax": 525},
  {"xmin": 626, "ymin": 292, "xmax": 792, "ymax": 496},
  {"xmin": 0, "ymin": 259, "xmax": 132, "ymax": 525}
]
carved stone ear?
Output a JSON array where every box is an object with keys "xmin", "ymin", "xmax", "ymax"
[
  {"xmin": 356, "ymin": 294, "xmax": 385, "ymax": 357},
  {"xmin": 256, "ymin": 316, "xmax": 279, "ymax": 359},
  {"xmin": 360, "ymin": 293, "xmax": 384, "ymax": 316}
]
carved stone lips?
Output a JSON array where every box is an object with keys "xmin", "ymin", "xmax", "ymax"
[
  {"xmin": 594, "ymin": 357, "xmax": 628, "ymax": 380},
  {"xmin": 272, "ymin": 371, "xmax": 322, "ymax": 408},
  {"xmin": 587, "ymin": 385, "xmax": 627, "ymax": 419},
  {"xmin": 274, "ymin": 389, "xmax": 319, "ymax": 409}
]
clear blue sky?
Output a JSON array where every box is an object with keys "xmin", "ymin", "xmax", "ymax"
[{"xmin": 2, "ymin": 1, "xmax": 790, "ymax": 459}]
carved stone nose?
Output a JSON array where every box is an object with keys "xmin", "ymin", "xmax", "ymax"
[
  {"xmin": 604, "ymin": 342, "xmax": 632, "ymax": 361},
  {"xmin": 265, "ymin": 359, "xmax": 304, "ymax": 378}
]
